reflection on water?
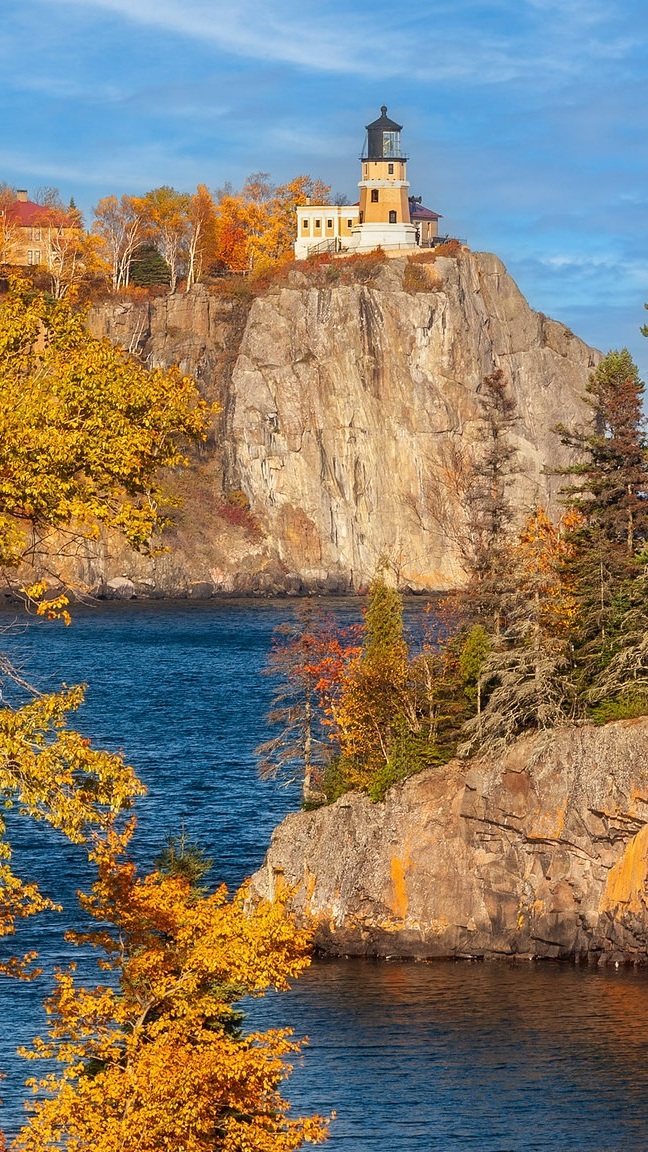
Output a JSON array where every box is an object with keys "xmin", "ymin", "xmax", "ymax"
[
  {"xmin": 1, "ymin": 602, "xmax": 648, "ymax": 1150},
  {"xmin": 256, "ymin": 959, "xmax": 648, "ymax": 1151}
]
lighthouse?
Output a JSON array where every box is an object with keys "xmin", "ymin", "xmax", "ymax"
[
  {"xmin": 350, "ymin": 106, "xmax": 417, "ymax": 252},
  {"xmin": 294, "ymin": 106, "xmax": 440, "ymax": 258}
]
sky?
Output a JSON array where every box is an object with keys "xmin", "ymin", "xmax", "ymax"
[{"xmin": 2, "ymin": 0, "xmax": 647, "ymax": 379}]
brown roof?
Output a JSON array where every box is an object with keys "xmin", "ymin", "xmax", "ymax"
[{"xmin": 409, "ymin": 202, "xmax": 442, "ymax": 221}]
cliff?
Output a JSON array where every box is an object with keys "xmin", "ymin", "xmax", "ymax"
[
  {"xmin": 77, "ymin": 250, "xmax": 598, "ymax": 597},
  {"xmin": 249, "ymin": 718, "xmax": 648, "ymax": 964}
]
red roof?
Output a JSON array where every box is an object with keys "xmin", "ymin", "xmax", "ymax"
[{"xmin": 5, "ymin": 198, "xmax": 69, "ymax": 226}]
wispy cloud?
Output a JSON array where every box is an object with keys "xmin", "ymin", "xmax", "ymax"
[{"xmin": 48, "ymin": 0, "xmax": 645, "ymax": 88}]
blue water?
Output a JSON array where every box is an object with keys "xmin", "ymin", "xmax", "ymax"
[{"xmin": 1, "ymin": 600, "xmax": 648, "ymax": 1151}]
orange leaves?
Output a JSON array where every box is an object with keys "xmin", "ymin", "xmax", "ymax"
[
  {"xmin": 14, "ymin": 836, "xmax": 328, "ymax": 1152},
  {"xmin": 513, "ymin": 506, "xmax": 580, "ymax": 639}
]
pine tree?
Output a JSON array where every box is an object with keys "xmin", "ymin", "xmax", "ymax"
[
  {"xmin": 557, "ymin": 350, "xmax": 648, "ymax": 683},
  {"xmin": 462, "ymin": 369, "xmax": 520, "ymax": 634}
]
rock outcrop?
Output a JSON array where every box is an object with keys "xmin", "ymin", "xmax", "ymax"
[
  {"xmin": 249, "ymin": 718, "xmax": 648, "ymax": 963},
  {"xmin": 75, "ymin": 251, "xmax": 598, "ymax": 596}
]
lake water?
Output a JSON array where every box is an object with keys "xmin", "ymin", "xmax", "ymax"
[{"xmin": 1, "ymin": 600, "xmax": 648, "ymax": 1151}]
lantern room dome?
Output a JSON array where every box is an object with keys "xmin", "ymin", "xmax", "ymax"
[{"xmin": 362, "ymin": 105, "xmax": 407, "ymax": 162}]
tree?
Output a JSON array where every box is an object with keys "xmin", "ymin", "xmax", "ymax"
[
  {"xmin": 129, "ymin": 242, "xmax": 171, "ymax": 287},
  {"xmin": 0, "ymin": 184, "xmax": 19, "ymax": 265},
  {"xmin": 331, "ymin": 577, "xmax": 442, "ymax": 799},
  {"xmin": 139, "ymin": 186, "xmax": 191, "ymax": 292},
  {"xmin": 256, "ymin": 606, "xmax": 359, "ymax": 803},
  {"xmin": 426, "ymin": 369, "xmax": 520, "ymax": 636},
  {"xmin": 0, "ymin": 686, "xmax": 144, "ymax": 976},
  {"xmin": 33, "ymin": 202, "xmax": 94, "ymax": 300},
  {"xmin": 0, "ymin": 278, "xmax": 209, "ymax": 973},
  {"xmin": 13, "ymin": 832, "xmax": 328, "ymax": 1152},
  {"xmin": 247, "ymin": 177, "xmax": 331, "ymax": 271},
  {"xmin": 459, "ymin": 508, "xmax": 580, "ymax": 754},
  {"xmin": 186, "ymin": 185, "xmax": 218, "ymax": 290},
  {"xmin": 0, "ymin": 277, "xmax": 210, "ymax": 576},
  {"xmin": 464, "ymin": 369, "xmax": 520, "ymax": 633},
  {"xmin": 557, "ymin": 350, "xmax": 648, "ymax": 670},
  {"xmin": 92, "ymin": 195, "xmax": 146, "ymax": 291}
]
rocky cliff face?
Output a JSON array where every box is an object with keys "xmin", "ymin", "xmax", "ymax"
[
  {"xmin": 249, "ymin": 718, "xmax": 648, "ymax": 964},
  {"xmin": 76, "ymin": 251, "xmax": 598, "ymax": 597}
]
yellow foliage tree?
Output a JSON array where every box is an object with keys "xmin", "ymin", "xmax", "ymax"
[
  {"xmin": 0, "ymin": 276, "xmax": 209, "ymax": 971},
  {"xmin": 14, "ymin": 832, "xmax": 328, "ymax": 1152},
  {"xmin": 331, "ymin": 578, "xmax": 414, "ymax": 794},
  {"xmin": 247, "ymin": 177, "xmax": 331, "ymax": 272},
  {"xmin": 0, "ymin": 277, "xmax": 210, "ymax": 574},
  {"xmin": 0, "ymin": 688, "xmax": 145, "ymax": 977}
]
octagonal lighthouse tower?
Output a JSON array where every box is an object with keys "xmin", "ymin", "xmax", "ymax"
[{"xmin": 350, "ymin": 106, "xmax": 417, "ymax": 252}]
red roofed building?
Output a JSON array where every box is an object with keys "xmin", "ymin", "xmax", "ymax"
[{"xmin": 1, "ymin": 189, "xmax": 79, "ymax": 269}]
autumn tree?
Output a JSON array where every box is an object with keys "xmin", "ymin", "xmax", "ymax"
[
  {"xmin": 213, "ymin": 173, "xmax": 331, "ymax": 274},
  {"xmin": 256, "ymin": 606, "xmax": 359, "ymax": 803},
  {"xmin": 330, "ymin": 577, "xmax": 443, "ymax": 800},
  {"xmin": 186, "ymin": 184, "xmax": 218, "ymax": 290},
  {"xmin": 0, "ymin": 687, "xmax": 144, "ymax": 976},
  {"xmin": 138, "ymin": 186, "xmax": 191, "ymax": 292},
  {"xmin": 0, "ymin": 277, "xmax": 209, "ymax": 975},
  {"xmin": 92, "ymin": 194, "xmax": 146, "ymax": 291},
  {"xmin": 0, "ymin": 277, "xmax": 209, "ymax": 578},
  {"xmin": 247, "ymin": 176, "xmax": 331, "ymax": 271},
  {"xmin": 13, "ymin": 830, "xmax": 328, "ymax": 1152}
]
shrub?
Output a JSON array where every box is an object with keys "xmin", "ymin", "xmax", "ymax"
[
  {"xmin": 402, "ymin": 259, "xmax": 441, "ymax": 294},
  {"xmin": 433, "ymin": 238, "xmax": 463, "ymax": 258},
  {"xmin": 216, "ymin": 490, "xmax": 261, "ymax": 536}
]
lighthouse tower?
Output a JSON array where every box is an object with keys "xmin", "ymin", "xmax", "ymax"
[{"xmin": 350, "ymin": 106, "xmax": 417, "ymax": 252}]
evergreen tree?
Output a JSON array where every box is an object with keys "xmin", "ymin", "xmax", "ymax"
[
  {"xmin": 460, "ymin": 509, "xmax": 580, "ymax": 754},
  {"xmin": 463, "ymin": 369, "xmax": 520, "ymax": 634},
  {"xmin": 557, "ymin": 350, "xmax": 648, "ymax": 685}
]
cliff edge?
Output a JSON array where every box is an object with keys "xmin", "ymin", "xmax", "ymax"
[{"xmin": 249, "ymin": 718, "xmax": 648, "ymax": 963}]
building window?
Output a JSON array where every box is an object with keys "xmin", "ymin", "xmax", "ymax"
[
  {"xmin": 315, "ymin": 219, "xmax": 321, "ymax": 228},
  {"xmin": 327, "ymin": 219, "xmax": 333, "ymax": 228},
  {"xmin": 31, "ymin": 227, "xmax": 41, "ymax": 241},
  {"xmin": 388, "ymin": 164, "xmax": 394, "ymax": 175},
  {"xmin": 302, "ymin": 219, "xmax": 309, "ymax": 230},
  {"xmin": 347, "ymin": 219, "xmax": 353, "ymax": 228},
  {"xmin": 389, "ymin": 211, "xmax": 397, "ymax": 224},
  {"xmin": 371, "ymin": 189, "xmax": 379, "ymax": 203},
  {"xmin": 359, "ymin": 211, "xmax": 364, "ymax": 224},
  {"xmin": 27, "ymin": 249, "xmax": 41, "ymax": 265}
]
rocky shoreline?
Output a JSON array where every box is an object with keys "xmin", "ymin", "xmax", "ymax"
[{"xmin": 250, "ymin": 717, "xmax": 648, "ymax": 964}]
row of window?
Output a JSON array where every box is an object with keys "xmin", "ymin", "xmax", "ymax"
[{"xmin": 301, "ymin": 218, "xmax": 354, "ymax": 231}]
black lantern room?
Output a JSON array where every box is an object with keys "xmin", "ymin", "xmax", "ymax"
[{"xmin": 362, "ymin": 106, "xmax": 407, "ymax": 161}]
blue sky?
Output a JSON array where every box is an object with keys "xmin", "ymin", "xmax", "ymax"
[{"xmin": 2, "ymin": 0, "xmax": 647, "ymax": 378}]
